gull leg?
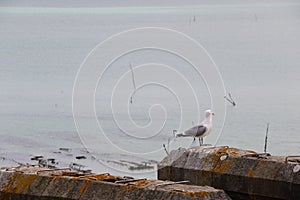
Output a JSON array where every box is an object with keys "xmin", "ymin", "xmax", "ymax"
[
  {"xmin": 189, "ymin": 138, "xmax": 196, "ymax": 147},
  {"xmin": 201, "ymin": 138, "xmax": 204, "ymax": 145},
  {"xmin": 198, "ymin": 138, "xmax": 202, "ymax": 146}
]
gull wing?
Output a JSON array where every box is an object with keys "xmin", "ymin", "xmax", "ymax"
[{"xmin": 184, "ymin": 125, "xmax": 207, "ymax": 137}]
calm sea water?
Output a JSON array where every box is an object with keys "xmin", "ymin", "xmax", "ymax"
[{"xmin": 0, "ymin": 0, "xmax": 300, "ymax": 179}]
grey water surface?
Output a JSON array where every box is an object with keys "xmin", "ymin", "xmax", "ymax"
[{"xmin": 0, "ymin": 0, "xmax": 300, "ymax": 179}]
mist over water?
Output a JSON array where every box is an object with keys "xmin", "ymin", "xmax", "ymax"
[{"xmin": 1, "ymin": 0, "xmax": 300, "ymax": 179}]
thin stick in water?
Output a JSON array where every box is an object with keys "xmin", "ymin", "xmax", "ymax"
[
  {"xmin": 264, "ymin": 123, "xmax": 270, "ymax": 153},
  {"xmin": 224, "ymin": 93, "xmax": 236, "ymax": 106},
  {"xmin": 129, "ymin": 62, "xmax": 136, "ymax": 104},
  {"xmin": 163, "ymin": 144, "xmax": 169, "ymax": 156},
  {"xmin": 228, "ymin": 93, "xmax": 236, "ymax": 106}
]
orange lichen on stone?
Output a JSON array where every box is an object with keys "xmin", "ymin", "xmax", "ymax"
[
  {"xmin": 2, "ymin": 173, "xmax": 37, "ymax": 194},
  {"xmin": 213, "ymin": 159, "xmax": 234, "ymax": 174},
  {"xmin": 61, "ymin": 171, "xmax": 80, "ymax": 177},
  {"xmin": 191, "ymin": 191, "xmax": 211, "ymax": 198},
  {"xmin": 202, "ymin": 152, "xmax": 234, "ymax": 174},
  {"xmin": 84, "ymin": 174, "xmax": 118, "ymax": 181},
  {"xmin": 247, "ymin": 168, "xmax": 255, "ymax": 177},
  {"xmin": 172, "ymin": 190, "xmax": 211, "ymax": 199},
  {"xmin": 119, "ymin": 184, "xmax": 128, "ymax": 196},
  {"xmin": 209, "ymin": 147, "xmax": 256, "ymax": 157},
  {"xmin": 51, "ymin": 176, "xmax": 60, "ymax": 184},
  {"xmin": 210, "ymin": 147, "xmax": 229, "ymax": 155},
  {"xmin": 79, "ymin": 181, "xmax": 91, "ymax": 195},
  {"xmin": 129, "ymin": 180, "xmax": 149, "ymax": 186},
  {"xmin": 69, "ymin": 176, "xmax": 89, "ymax": 182},
  {"xmin": 126, "ymin": 180, "xmax": 150, "ymax": 192}
]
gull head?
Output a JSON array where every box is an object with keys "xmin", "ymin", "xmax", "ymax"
[{"xmin": 205, "ymin": 109, "xmax": 215, "ymax": 118}]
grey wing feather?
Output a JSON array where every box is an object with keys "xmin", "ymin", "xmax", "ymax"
[{"xmin": 184, "ymin": 125, "xmax": 207, "ymax": 137}]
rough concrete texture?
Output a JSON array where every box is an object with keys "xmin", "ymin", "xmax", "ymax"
[
  {"xmin": 158, "ymin": 146, "xmax": 300, "ymax": 200},
  {"xmin": 0, "ymin": 165, "xmax": 231, "ymax": 200}
]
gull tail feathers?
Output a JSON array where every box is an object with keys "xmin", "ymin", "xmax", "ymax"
[{"xmin": 176, "ymin": 133, "xmax": 190, "ymax": 137}]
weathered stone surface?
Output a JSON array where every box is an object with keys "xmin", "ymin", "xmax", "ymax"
[
  {"xmin": 42, "ymin": 176, "xmax": 91, "ymax": 199},
  {"xmin": 0, "ymin": 165, "xmax": 231, "ymax": 200},
  {"xmin": 80, "ymin": 181, "xmax": 123, "ymax": 200},
  {"xmin": 158, "ymin": 146, "xmax": 300, "ymax": 200}
]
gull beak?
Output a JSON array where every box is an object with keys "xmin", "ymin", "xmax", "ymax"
[{"xmin": 212, "ymin": 112, "xmax": 215, "ymax": 116}]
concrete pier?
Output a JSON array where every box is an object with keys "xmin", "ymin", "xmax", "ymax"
[
  {"xmin": 158, "ymin": 146, "xmax": 300, "ymax": 200},
  {"xmin": 0, "ymin": 165, "xmax": 231, "ymax": 200}
]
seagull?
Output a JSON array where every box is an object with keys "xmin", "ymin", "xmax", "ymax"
[{"xmin": 176, "ymin": 109, "xmax": 214, "ymax": 146}]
